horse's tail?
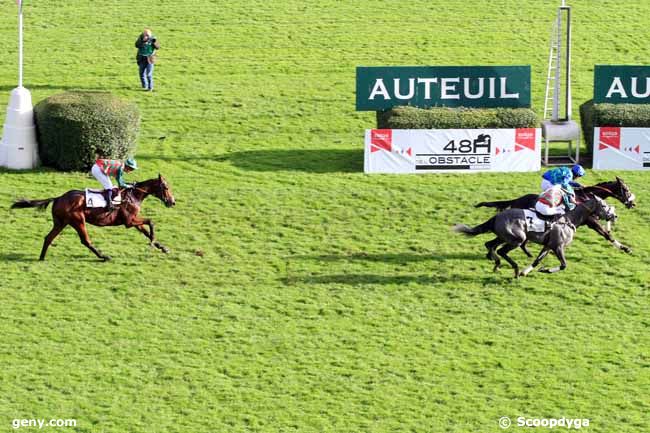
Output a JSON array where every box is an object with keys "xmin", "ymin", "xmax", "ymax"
[
  {"xmin": 474, "ymin": 199, "xmax": 515, "ymax": 210},
  {"xmin": 453, "ymin": 217, "xmax": 495, "ymax": 237},
  {"xmin": 11, "ymin": 197, "xmax": 56, "ymax": 211}
]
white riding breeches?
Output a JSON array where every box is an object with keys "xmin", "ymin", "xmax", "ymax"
[
  {"xmin": 535, "ymin": 200, "xmax": 565, "ymax": 216},
  {"xmin": 91, "ymin": 164, "xmax": 113, "ymax": 190},
  {"xmin": 540, "ymin": 178, "xmax": 554, "ymax": 191}
]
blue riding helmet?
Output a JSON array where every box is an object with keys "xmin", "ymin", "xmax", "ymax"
[
  {"xmin": 125, "ymin": 158, "xmax": 138, "ymax": 170},
  {"xmin": 572, "ymin": 164, "xmax": 585, "ymax": 178}
]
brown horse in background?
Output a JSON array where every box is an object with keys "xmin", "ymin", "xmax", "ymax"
[{"xmin": 12, "ymin": 174, "xmax": 176, "ymax": 261}]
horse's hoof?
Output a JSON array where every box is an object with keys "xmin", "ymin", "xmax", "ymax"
[
  {"xmin": 623, "ymin": 247, "xmax": 632, "ymax": 254},
  {"xmin": 539, "ymin": 268, "xmax": 550, "ymax": 273},
  {"xmin": 102, "ymin": 255, "xmax": 112, "ymax": 262},
  {"xmin": 161, "ymin": 246, "xmax": 170, "ymax": 254}
]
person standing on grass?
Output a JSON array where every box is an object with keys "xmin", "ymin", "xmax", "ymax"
[{"xmin": 135, "ymin": 28, "xmax": 160, "ymax": 91}]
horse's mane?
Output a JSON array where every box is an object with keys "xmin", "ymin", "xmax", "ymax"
[
  {"xmin": 575, "ymin": 179, "xmax": 621, "ymax": 197},
  {"xmin": 133, "ymin": 177, "xmax": 159, "ymax": 188}
]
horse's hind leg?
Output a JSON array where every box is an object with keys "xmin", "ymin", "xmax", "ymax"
[
  {"xmin": 485, "ymin": 238, "xmax": 502, "ymax": 271},
  {"xmin": 520, "ymin": 240, "xmax": 533, "ymax": 258},
  {"xmin": 497, "ymin": 244, "xmax": 521, "ymax": 278},
  {"xmin": 39, "ymin": 219, "xmax": 66, "ymax": 261},
  {"xmin": 71, "ymin": 220, "xmax": 111, "ymax": 261},
  {"xmin": 540, "ymin": 247, "xmax": 568, "ymax": 273}
]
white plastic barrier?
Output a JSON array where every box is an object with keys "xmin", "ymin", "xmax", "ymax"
[{"xmin": 0, "ymin": 86, "xmax": 39, "ymax": 169}]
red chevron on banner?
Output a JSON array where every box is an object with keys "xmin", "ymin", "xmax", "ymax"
[
  {"xmin": 370, "ymin": 129, "xmax": 392, "ymax": 153},
  {"xmin": 514, "ymin": 128, "xmax": 536, "ymax": 152},
  {"xmin": 599, "ymin": 127, "xmax": 621, "ymax": 151}
]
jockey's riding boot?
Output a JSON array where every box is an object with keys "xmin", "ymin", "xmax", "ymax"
[{"xmin": 105, "ymin": 189, "xmax": 115, "ymax": 210}]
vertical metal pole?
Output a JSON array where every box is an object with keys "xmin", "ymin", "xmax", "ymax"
[
  {"xmin": 553, "ymin": 8, "xmax": 561, "ymax": 121},
  {"xmin": 18, "ymin": 3, "xmax": 23, "ymax": 88},
  {"xmin": 565, "ymin": 6, "xmax": 572, "ymax": 121}
]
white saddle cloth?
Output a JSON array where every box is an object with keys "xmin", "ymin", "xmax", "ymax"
[
  {"xmin": 523, "ymin": 209, "xmax": 547, "ymax": 233},
  {"xmin": 85, "ymin": 189, "xmax": 121, "ymax": 208}
]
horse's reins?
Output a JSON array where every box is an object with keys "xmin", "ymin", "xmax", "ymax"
[
  {"xmin": 577, "ymin": 184, "xmax": 635, "ymax": 206},
  {"xmin": 585, "ymin": 185, "xmax": 614, "ymax": 195}
]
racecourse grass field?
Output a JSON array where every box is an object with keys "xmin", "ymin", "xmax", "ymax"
[{"xmin": 1, "ymin": 1, "xmax": 649, "ymax": 432}]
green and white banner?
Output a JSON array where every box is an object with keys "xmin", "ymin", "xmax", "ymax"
[
  {"xmin": 356, "ymin": 66, "xmax": 531, "ymax": 111},
  {"xmin": 594, "ymin": 65, "xmax": 650, "ymax": 104}
]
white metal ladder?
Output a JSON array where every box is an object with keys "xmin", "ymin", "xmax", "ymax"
[{"xmin": 543, "ymin": 17, "xmax": 561, "ymax": 121}]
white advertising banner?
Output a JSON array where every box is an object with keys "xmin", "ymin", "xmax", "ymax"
[
  {"xmin": 593, "ymin": 127, "xmax": 650, "ymax": 170},
  {"xmin": 364, "ymin": 128, "xmax": 541, "ymax": 173}
]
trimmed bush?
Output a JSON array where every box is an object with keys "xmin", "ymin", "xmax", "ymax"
[
  {"xmin": 376, "ymin": 106, "xmax": 538, "ymax": 129},
  {"xmin": 580, "ymin": 99, "xmax": 650, "ymax": 154},
  {"xmin": 34, "ymin": 92, "xmax": 140, "ymax": 171}
]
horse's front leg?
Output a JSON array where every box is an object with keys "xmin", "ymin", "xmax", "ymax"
[
  {"xmin": 520, "ymin": 246, "xmax": 551, "ymax": 277},
  {"xmin": 585, "ymin": 217, "xmax": 632, "ymax": 254},
  {"xmin": 127, "ymin": 216, "xmax": 169, "ymax": 253}
]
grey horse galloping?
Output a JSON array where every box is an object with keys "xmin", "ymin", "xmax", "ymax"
[{"xmin": 453, "ymin": 197, "xmax": 616, "ymax": 278}]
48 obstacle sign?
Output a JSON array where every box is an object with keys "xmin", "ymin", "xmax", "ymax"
[
  {"xmin": 416, "ymin": 134, "xmax": 492, "ymax": 170},
  {"xmin": 364, "ymin": 128, "xmax": 540, "ymax": 173}
]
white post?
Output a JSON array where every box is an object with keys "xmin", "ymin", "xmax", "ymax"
[
  {"xmin": 18, "ymin": 2, "xmax": 23, "ymax": 88},
  {"xmin": 0, "ymin": 0, "xmax": 39, "ymax": 169}
]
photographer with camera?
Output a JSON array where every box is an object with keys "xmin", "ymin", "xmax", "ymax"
[{"xmin": 135, "ymin": 28, "xmax": 160, "ymax": 91}]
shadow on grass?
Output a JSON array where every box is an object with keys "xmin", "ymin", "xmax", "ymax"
[
  {"xmin": 138, "ymin": 149, "xmax": 364, "ymax": 174},
  {"xmin": 292, "ymin": 251, "xmax": 484, "ymax": 264},
  {"xmin": 227, "ymin": 149, "xmax": 363, "ymax": 173},
  {"xmin": 283, "ymin": 272, "xmax": 477, "ymax": 286},
  {"xmin": 0, "ymin": 84, "xmax": 107, "ymax": 92},
  {"xmin": 284, "ymin": 252, "xmax": 490, "ymax": 286},
  {"xmin": 0, "ymin": 252, "xmax": 39, "ymax": 262}
]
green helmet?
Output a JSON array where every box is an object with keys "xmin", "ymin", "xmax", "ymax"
[{"xmin": 125, "ymin": 158, "xmax": 138, "ymax": 170}]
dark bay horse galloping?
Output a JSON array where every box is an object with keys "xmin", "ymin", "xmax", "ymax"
[
  {"xmin": 12, "ymin": 174, "xmax": 176, "ymax": 261},
  {"xmin": 474, "ymin": 177, "xmax": 636, "ymax": 253}
]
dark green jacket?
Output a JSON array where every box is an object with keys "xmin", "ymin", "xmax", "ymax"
[{"xmin": 135, "ymin": 34, "xmax": 159, "ymax": 60}]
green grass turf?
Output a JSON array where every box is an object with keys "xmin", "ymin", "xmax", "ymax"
[{"xmin": 0, "ymin": 1, "xmax": 649, "ymax": 432}]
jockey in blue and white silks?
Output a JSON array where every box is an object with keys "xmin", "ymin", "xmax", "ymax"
[{"xmin": 540, "ymin": 165, "xmax": 585, "ymax": 191}]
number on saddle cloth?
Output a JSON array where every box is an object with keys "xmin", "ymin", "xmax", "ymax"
[
  {"xmin": 523, "ymin": 209, "xmax": 549, "ymax": 233},
  {"xmin": 85, "ymin": 188, "xmax": 122, "ymax": 208}
]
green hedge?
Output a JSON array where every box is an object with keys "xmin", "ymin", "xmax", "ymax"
[
  {"xmin": 580, "ymin": 99, "xmax": 650, "ymax": 154},
  {"xmin": 34, "ymin": 92, "xmax": 140, "ymax": 171},
  {"xmin": 376, "ymin": 106, "xmax": 538, "ymax": 129}
]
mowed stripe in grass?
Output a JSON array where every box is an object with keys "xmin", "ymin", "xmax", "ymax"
[{"xmin": 1, "ymin": 1, "xmax": 649, "ymax": 432}]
